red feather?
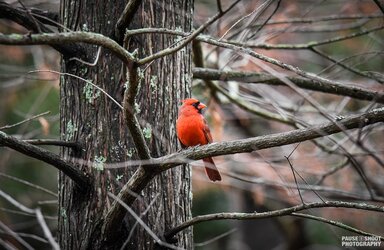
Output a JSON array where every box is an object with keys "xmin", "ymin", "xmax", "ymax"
[{"xmin": 176, "ymin": 98, "xmax": 222, "ymax": 182}]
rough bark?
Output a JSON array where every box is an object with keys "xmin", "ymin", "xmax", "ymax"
[{"xmin": 58, "ymin": 0, "xmax": 193, "ymax": 249}]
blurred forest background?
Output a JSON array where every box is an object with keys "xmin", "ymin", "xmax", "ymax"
[{"xmin": 1, "ymin": 0, "xmax": 384, "ymax": 249}]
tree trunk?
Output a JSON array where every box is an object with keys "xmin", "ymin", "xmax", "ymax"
[{"xmin": 58, "ymin": 1, "xmax": 193, "ymax": 249}]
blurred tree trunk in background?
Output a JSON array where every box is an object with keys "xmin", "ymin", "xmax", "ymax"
[{"xmin": 58, "ymin": 0, "xmax": 193, "ymax": 249}]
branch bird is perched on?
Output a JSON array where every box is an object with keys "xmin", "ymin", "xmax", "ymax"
[{"xmin": 176, "ymin": 98, "xmax": 222, "ymax": 182}]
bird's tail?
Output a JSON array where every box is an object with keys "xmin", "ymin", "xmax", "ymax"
[{"xmin": 203, "ymin": 157, "xmax": 222, "ymax": 182}]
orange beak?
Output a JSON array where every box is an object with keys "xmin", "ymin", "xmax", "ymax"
[{"xmin": 198, "ymin": 102, "xmax": 207, "ymax": 109}]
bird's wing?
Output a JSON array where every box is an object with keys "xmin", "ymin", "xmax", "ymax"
[{"xmin": 202, "ymin": 118, "xmax": 213, "ymax": 143}]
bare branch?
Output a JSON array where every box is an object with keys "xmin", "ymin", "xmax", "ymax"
[
  {"xmin": 205, "ymin": 80, "xmax": 296, "ymax": 125},
  {"xmin": 107, "ymin": 193, "xmax": 183, "ymax": 250},
  {"xmin": 0, "ymin": 229, "xmax": 49, "ymax": 244},
  {"xmin": 28, "ymin": 69, "xmax": 123, "ymax": 110},
  {"xmin": 123, "ymin": 64, "xmax": 151, "ymax": 159},
  {"xmin": 0, "ymin": 221, "xmax": 34, "ymax": 250},
  {"xmin": 0, "ymin": 32, "xmax": 136, "ymax": 64},
  {"xmin": 122, "ymin": 194, "xmax": 160, "ymax": 248},
  {"xmin": 22, "ymin": 139, "xmax": 79, "ymax": 149},
  {"xmin": 194, "ymin": 228, "xmax": 237, "ymax": 247},
  {"xmin": 103, "ymin": 167, "xmax": 156, "ymax": 242},
  {"xmin": 123, "ymin": 28, "xmax": 384, "ymax": 107},
  {"xmin": 285, "ymin": 154, "xmax": 306, "ymax": 204},
  {"xmin": 153, "ymin": 107, "xmax": 384, "ymax": 173},
  {"xmin": 137, "ymin": 0, "xmax": 241, "ymax": 65},
  {"xmin": 35, "ymin": 208, "xmax": 59, "ymax": 250},
  {"xmin": 193, "ymin": 68, "xmax": 384, "ymax": 104},
  {"xmin": 0, "ymin": 131, "xmax": 91, "ymax": 189},
  {"xmin": 226, "ymin": 25, "xmax": 384, "ymax": 49},
  {"xmin": 16, "ymin": 0, "xmax": 41, "ymax": 32},
  {"xmin": 225, "ymin": 172, "xmax": 375, "ymax": 201},
  {"xmin": 103, "ymin": 107, "xmax": 384, "ymax": 237},
  {"xmin": 164, "ymin": 201, "xmax": 384, "ymax": 240},
  {"xmin": 0, "ymin": 173, "xmax": 57, "ymax": 197},
  {"xmin": 256, "ymin": 14, "xmax": 384, "ymax": 25},
  {"xmin": 124, "ymin": 25, "xmax": 384, "ymax": 53},
  {"xmin": 114, "ymin": 0, "xmax": 142, "ymax": 43},
  {"xmin": 0, "ymin": 111, "xmax": 50, "ymax": 130},
  {"xmin": 68, "ymin": 46, "xmax": 102, "ymax": 66},
  {"xmin": 29, "ymin": 8, "xmax": 59, "ymax": 27},
  {"xmin": 0, "ymin": 189, "xmax": 35, "ymax": 214},
  {"xmin": 0, "ymin": 1, "xmax": 84, "ymax": 58},
  {"xmin": 291, "ymin": 213, "xmax": 384, "ymax": 241},
  {"xmin": 310, "ymin": 47, "xmax": 384, "ymax": 83}
]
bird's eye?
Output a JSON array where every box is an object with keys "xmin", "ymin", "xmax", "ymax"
[{"xmin": 192, "ymin": 101, "xmax": 200, "ymax": 108}]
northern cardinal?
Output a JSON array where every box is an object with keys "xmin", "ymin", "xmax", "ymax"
[{"xmin": 176, "ymin": 98, "xmax": 222, "ymax": 182}]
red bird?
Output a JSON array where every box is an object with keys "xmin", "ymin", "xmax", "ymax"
[{"xmin": 176, "ymin": 98, "xmax": 222, "ymax": 182}]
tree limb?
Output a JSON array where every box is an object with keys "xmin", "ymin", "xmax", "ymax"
[
  {"xmin": 193, "ymin": 67, "xmax": 384, "ymax": 104},
  {"xmin": 114, "ymin": 0, "xmax": 142, "ymax": 44},
  {"xmin": 224, "ymin": 25, "xmax": 384, "ymax": 49},
  {"xmin": 291, "ymin": 212, "xmax": 384, "ymax": 241},
  {"xmin": 0, "ymin": 111, "xmax": 50, "ymax": 130},
  {"xmin": 164, "ymin": 201, "xmax": 384, "ymax": 240},
  {"xmin": 0, "ymin": 131, "xmax": 90, "ymax": 190},
  {"xmin": 152, "ymin": 107, "xmax": 384, "ymax": 173},
  {"xmin": 22, "ymin": 139, "xmax": 79, "ymax": 149},
  {"xmin": 123, "ymin": 64, "xmax": 151, "ymax": 159},
  {"xmin": 0, "ymin": 32, "xmax": 135, "ymax": 64},
  {"xmin": 124, "ymin": 28, "xmax": 384, "ymax": 103},
  {"xmin": 0, "ymin": 1, "xmax": 83, "ymax": 58},
  {"xmin": 137, "ymin": 0, "xmax": 241, "ymax": 65},
  {"xmin": 101, "ymin": 107, "xmax": 384, "ymax": 239}
]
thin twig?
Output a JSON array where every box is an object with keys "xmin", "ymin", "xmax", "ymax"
[
  {"xmin": 311, "ymin": 47, "xmax": 383, "ymax": 83},
  {"xmin": 0, "ymin": 173, "xmax": 57, "ymax": 197},
  {"xmin": 219, "ymin": 0, "xmax": 274, "ymax": 40},
  {"xmin": 0, "ymin": 208, "xmax": 56, "ymax": 220},
  {"xmin": 0, "ymin": 31, "xmax": 136, "ymax": 64},
  {"xmin": 194, "ymin": 228, "xmax": 238, "ymax": 247},
  {"xmin": 102, "ymin": 107, "xmax": 384, "ymax": 226},
  {"xmin": 121, "ymin": 193, "xmax": 160, "ymax": 249},
  {"xmin": 115, "ymin": 0, "xmax": 142, "ymax": 43},
  {"xmin": 164, "ymin": 201, "xmax": 384, "ymax": 240},
  {"xmin": 225, "ymin": 172, "xmax": 375, "ymax": 201},
  {"xmin": 207, "ymin": 81, "xmax": 296, "ymax": 125},
  {"xmin": 35, "ymin": 208, "xmax": 59, "ymax": 250},
  {"xmin": 107, "ymin": 193, "xmax": 184, "ymax": 250},
  {"xmin": 137, "ymin": 0, "xmax": 241, "ymax": 65},
  {"xmin": 0, "ymin": 111, "xmax": 50, "ymax": 130},
  {"xmin": 0, "ymin": 1, "xmax": 84, "ymax": 58},
  {"xmin": 68, "ymin": 46, "xmax": 102, "ymax": 66},
  {"xmin": 225, "ymin": 25, "xmax": 384, "ymax": 49},
  {"xmin": 315, "ymin": 158, "xmax": 349, "ymax": 185},
  {"xmin": 0, "ymin": 221, "xmax": 34, "ymax": 250},
  {"xmin": 151, "ymin": 107, "xmax": 384, "ymax": 173},
  {"xmin": 285, "ymin": 144, "xmax": 305, "ymax": 204},
  {"xmin": 0, "ymin": 189, "xmax": 35, "ymax": 214},
  {"xmin": 193, "ymin": 68, "xmax": 384, "ymax": 103},
  {"xmin": 0, "ymin": 229, "xmax": 49, "ymax": 244},
  {"xmin": 291, "ymin": 212, "xmax": 384, "ymax": 241},
  {"xmin": 22, "ymin": 139, "xmax": 79, "ymax": 149},
  {"xmin": 254, "ymin": 14, "xmax": 384, "ymax": 25},
  {"xmin": 28, "ymin": 69, "xmax": 123, "ymax": 110},
  {"xmin": 17, "ymin": 0, "xmax": 41, "ymax": 33}
]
